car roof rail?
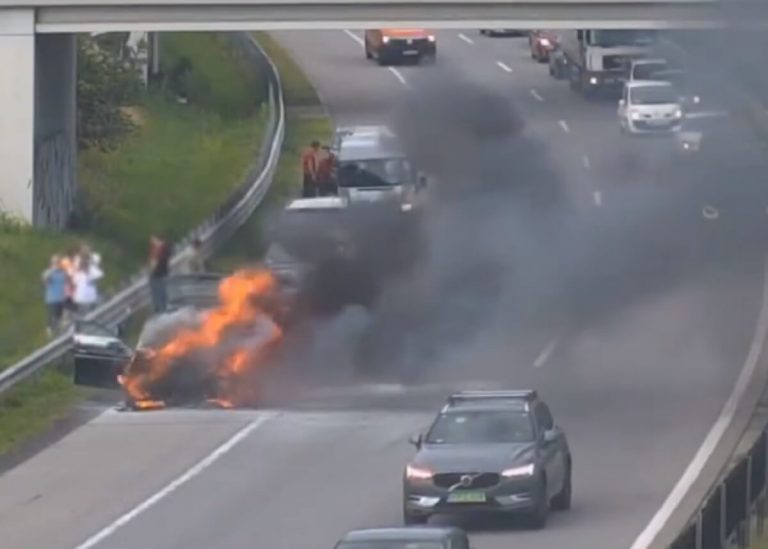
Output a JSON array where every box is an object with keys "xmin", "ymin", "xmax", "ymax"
[{"xmin": 445, "ymin": 390, "xmax": 538, "ymax": 406}]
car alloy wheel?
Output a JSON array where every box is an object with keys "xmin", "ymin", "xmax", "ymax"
[{"xmin": 551, "ymin": 463, "xmax": 572, "ymax": 511}]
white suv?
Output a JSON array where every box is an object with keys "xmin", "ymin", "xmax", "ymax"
[{"xmin": 618, "ymin": 81, "xmax": 683, "ymax": 135}]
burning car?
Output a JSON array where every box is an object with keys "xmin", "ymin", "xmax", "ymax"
[{"xmin": 72, "ymin": 270, "xmax": 285, "ymax": 410}]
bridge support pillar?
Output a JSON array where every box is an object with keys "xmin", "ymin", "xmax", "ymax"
[
  {"xmin": 34, "ymin": 33, "xmax": 77, "ymax": 228},
  {"xmin": 0, "ymin": 10, "xmax": 35, "ymax": 223},
  {"xmin": 0, "ymin": 11, "xmax": 76, "ymax": 228}
]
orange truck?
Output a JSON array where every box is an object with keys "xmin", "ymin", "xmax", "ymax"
[{"xmin": 364, "ymin": 29, "xmax": 437, "ymax": 65}]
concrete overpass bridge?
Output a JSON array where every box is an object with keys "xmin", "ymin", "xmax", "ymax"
[{"xmin": 0, "ymin": 0, "xmax": 762, "ymax": 226}]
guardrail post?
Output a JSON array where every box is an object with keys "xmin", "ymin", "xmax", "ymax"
[
  {"xmin": 696, "ymin": 512, "xmax": 703, "ymax": 549},
  {"xmin": 721, "ymin": 484, "xmax": 728, "ymax": 549},
  {"xmin": 746, "ymin": 455, "xmax": 753, "ymax": 547}
]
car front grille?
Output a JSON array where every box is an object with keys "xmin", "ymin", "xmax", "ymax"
[{"xmin": 433, "ymin": 472, "xmax": 500, "ymax": 489}]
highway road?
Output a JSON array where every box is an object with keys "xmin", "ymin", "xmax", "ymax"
[{"xmin": 1, "ymin": 30, "xmax": 768, "ymax": 549}]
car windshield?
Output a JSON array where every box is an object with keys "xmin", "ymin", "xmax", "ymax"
[
  {"xmin": 588, "ymin": 29, "xmax": 658, "ymax": 47},
  {"xmin": 630, "ymin": 85, "xmax": 678, "ymax": 105},
  {"xmin": 425, "ymin": 410, "xmax": 535, "ymax": 444},
  {"xmin": 337, "ymin": 158, "xmax": 411, "ymax": 188},
  {"xmin": 336, "ymin": 543, "xmax": 444, "ymax": 549},
  {"xmin": 632, "ymin": 62, "xmax": 667, "ymax": 80}
]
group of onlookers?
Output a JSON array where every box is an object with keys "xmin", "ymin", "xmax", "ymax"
[
  {"xmin": 41, "ymin": 234, "xmax": 208, "ymax": 337},
  {"xmin": 42, "ymin": 242, "xmax": 104, "ymax": 336}
]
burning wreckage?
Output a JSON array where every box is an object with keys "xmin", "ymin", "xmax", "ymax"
[
  {"xmin": 73, "ymin": 269, "xmax": 286, "ymax": 410},
  {"xmin": 72, "ymin": 196, "xmax": 426, "ymax": 410}
]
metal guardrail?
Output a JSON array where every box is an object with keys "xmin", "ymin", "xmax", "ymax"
[
  {"xmin": 0, "ymin": 32, "xmax": 285, "ymax": 395},
  {"xmin": 669, "ymin": 431, "xmax": 768, "ymax": 549}
]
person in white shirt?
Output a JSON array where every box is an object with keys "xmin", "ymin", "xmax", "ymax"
[{"xmin": 72, "ymin": 254, "xmax": 104, "ymax": 316}]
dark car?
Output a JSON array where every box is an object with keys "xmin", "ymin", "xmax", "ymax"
[
  {"xmin": 528, "ymin": 30, "xmax": 558, "ymax": 62},
  {"xmin": 335, "ymin": 527, "xmax": 469, "ymax": 549},
  {"xmin": 403, "ymin": 390, "xmax": 572, "ymax": 529},
  {"xmin": 548, "ymin": 47, "xmax": 569, "ymax": 80},
  {"xmin": 479, "ymin": 29, "xmax": 526, "ymax": 37}
]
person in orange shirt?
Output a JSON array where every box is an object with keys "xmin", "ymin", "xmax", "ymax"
[
  {"xmin": 300, "ymin": 140, "xmax": 320, "ymax": 197},
  {"xmin": 316, "ymin": 145, "xmax": 337, "ymax": 196}
]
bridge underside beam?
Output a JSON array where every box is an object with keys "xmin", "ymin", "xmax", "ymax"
[{"xmin": 33, "ymin": 3, "xmax": 767, "ymax": 33}]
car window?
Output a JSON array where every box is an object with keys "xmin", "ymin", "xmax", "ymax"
[
  {"xmin": 629, "ymin": 85, "xmax": 678, "ymax": 105},
  {"xmin": 536, "ymin": 403, "xmax": 555, "ymax": 431},
  {"xmin": 425, "ymin": 410, "xmax": 535, "ymax": 444},
  {"xmin": 337, "ymin": 158, "xmax": 412, "ymax": 188}
]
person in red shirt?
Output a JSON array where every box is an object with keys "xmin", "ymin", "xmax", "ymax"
[
  {"xmin": 316, "ymin": 145, "xmax": 337, "ymax": 196},
  {"xmin": 300, "ymin": 140, "xmax": 321, "ymax": 197}
]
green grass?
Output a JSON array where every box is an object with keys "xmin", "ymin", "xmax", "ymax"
[
  {"xmin": 0, "ymin": 32, "xmax": 267, "ymax": 456},
  {"xmin": 211, "ymin": 33, "xmax": 332, "ymax": 271},
  {"xmin": 253, "ymin": 32, "xmax": 324, "ymax": 108},
  {"xmin": 0, "ymin": 370, "xmax": 82, "ymax": 455}
]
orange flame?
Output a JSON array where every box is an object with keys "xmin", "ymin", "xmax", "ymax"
[{"xmin": 122, "ymin": 269, "xmax": 284, "ymax": 408}]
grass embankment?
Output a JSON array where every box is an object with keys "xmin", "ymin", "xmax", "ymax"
[
  {"xmin": 212, "ymin": 32, "xmax": 332, "ymax": 271},
  {"xmin": 0, "ymin": 32, "xmax": 265, "ymax": 456}
]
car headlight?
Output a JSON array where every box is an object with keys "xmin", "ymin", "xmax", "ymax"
[
  {"xmin": 427, "ymin": 35, "xmax": 436, "ymax": 43},
  {"xmin": 630, "ymin": 111, "xmax": 642, "ymax": 120},
  {"xmin": 673, "ymin": 109, "xmax": 683, "ymax": 118},
  {"xmin": 401, "ymin": 203, "xmax": 413, "ymax": 212},
  {"xmin": 501, "ymin": 463, "xmax": 535, "ymax": 478},
  {"xmin": 382, "ymin": 36, "xmax": 390, "ymax": 44},
  {"xmin": 588, "ymin": 76, "xmax": 598, "ymax": 85},
  {"xmin": 406, "ymin": 464, "xmax": 433, "ymax": 480},
  {"xmin": 693, "ymin": 95, "xmax": 701, "ymax": 104},
  {"xmin": 539, "ymin": 38, "xmax": 551, "ymax": 47}
]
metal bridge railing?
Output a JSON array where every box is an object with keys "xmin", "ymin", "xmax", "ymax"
[{"xmin": 0, "ymin": 32, "xmax": 285, "ymax": 396}]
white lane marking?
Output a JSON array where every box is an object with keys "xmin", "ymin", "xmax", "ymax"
[
  {"xmin": 388, "ymin": 67, "xmax": 408, "ymax": 87},
  {"xmin": 558, "ymin": 120, "xmax": 571, "ymax": 133},
  {"xmin": 582, "ymin": 155, "xmax": 592, "ymax": 170},
  {"xmin": 496, "ymin": 61, "xmax": 513, "ymax": 73},
  {"xmin": 685, "ymin": 110, "xmax": 728, "ymax": 119},
  {"xmin": 458, "ymin": 33, "xmax": 474, "ymax": 45},
  {"xmin": 343, "ymin": 29, "xmax": 364, "ymax": 46},
  {"xmin": 593, "ymin": 190, "xmax": 602, "ymax": 206},
  {"xmin": 533, "ymin": 339, "xmax": 558, "ymax": 368},
  {"xmin": 702, "ymin": 205, "xmax": 720, "ymax": 220},
  {"xmin": 530, "ymin": 89, "xmax": 545, "ymax": 102},
  {"xmin": 73, "ymin": 414, "xmax": 274, "ymax": 549},
  {"xmin": 630, "ymin": 260, "xmax": 768, "ymax": 549}
]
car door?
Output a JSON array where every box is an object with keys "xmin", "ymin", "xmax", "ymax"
[
  {"xmin": 539, "ymin": 403, "xmax": 567, "ymax": 496},
  {"xmin": 534, "ymin": 402, "xmax": 562, "ymax": 498},
  {"xmin": 72, "ymin": 321, "xmax": 133, "ymax": 389}
]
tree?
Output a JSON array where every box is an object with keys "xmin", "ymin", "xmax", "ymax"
[{"xmin": 77, "ymin": 34, "xmax": 143, "ymax": 152}]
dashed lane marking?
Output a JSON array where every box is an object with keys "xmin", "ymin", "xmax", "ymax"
[
  {"xmin": 343, "ymin": 29, "xmax": 364, "ymax": 46},
  {"xmin": 593, "ymin": 190, "xmax": 603, "ymax": 206},
  {"xmin": 458, "ymin": 33, "xmax": 474, "ymax": 45},
  {"xmin": 533, "ymin": 339, "xmax": 558, "ymax": 368},
  {"xmin": 73, "ymin": 413, "xmax": 275, "ymax": 549},
  {"xmin": 530, "ymin": 89, "xmax": 545, "ymax": 102},
  {"xmin": 496, "ymin": 61, "xmax": 513, "ymax": 73},
  {"xmin": 582, "ymin": 155, "xmax": 592, "ymax": 169},
  {"xmin": 558, "ymin": 119, "xmax": 571, "ymax": 133},
  {"xmin": 388, "ymin": 67, "xmax": 408, "ymax": 86}
]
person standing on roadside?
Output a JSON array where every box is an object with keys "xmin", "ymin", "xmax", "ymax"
[
  {"xmin": 316, "ymin": 145, "xmax": 337, "ymax": 196},
  {"xmin": 59, "ymin": 246, "xmax": 79, "ymax": 323},
  {"xmin": 149, "ymin": 235, "xmax": 171, "ymax": 313},
  {"xmin": 300, "ymin": 140, "xmax": 321, "ymax": 197},
  {"xmin": 42, "ymin": 255, "xmax": 69, "ymax": 336},
  {"xmin": 72, "ymin": 253, "xmax": 104, "ymax": 317}
]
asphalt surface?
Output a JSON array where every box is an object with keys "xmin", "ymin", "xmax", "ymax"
[{"xmin": 1, "ymin": 30, "xmax": 767, "ymax": 549}]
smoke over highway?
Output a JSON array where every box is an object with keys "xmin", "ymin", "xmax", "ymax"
[{"xmin": 291, "ymin": 40, "xmax": 768, "ymax": 385}]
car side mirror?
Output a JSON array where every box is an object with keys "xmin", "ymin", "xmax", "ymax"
[
  {"xmin": 409, "ymin": 433, "xmax": 423, "ymax": 448},
  {"xmin": 543, "ymin": 429, "xmax": 558, "ymax": 443}
]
